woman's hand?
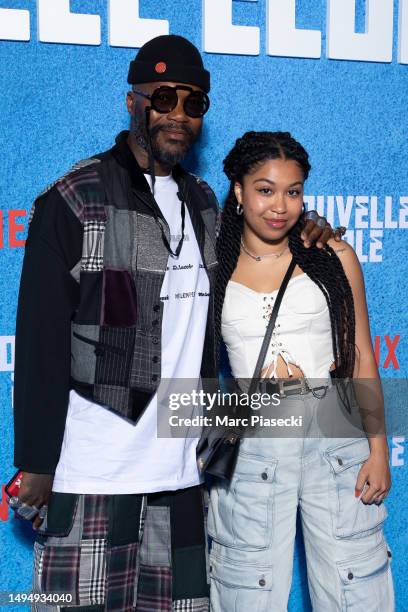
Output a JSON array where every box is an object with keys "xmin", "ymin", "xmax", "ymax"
[{"xmin": 355, "ymin": 450, "xmax": 391, "ymax": 505}]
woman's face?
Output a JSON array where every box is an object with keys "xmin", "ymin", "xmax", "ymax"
[{"xmin": 235, "ymin": 157, "xmax": 305, "ymax": 243}]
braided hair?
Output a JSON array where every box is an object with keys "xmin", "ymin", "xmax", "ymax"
[{"xmin": 216, "ymin": 131, "xmax": 355, "ymax": 380}]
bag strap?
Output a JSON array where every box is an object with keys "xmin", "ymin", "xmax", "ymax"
[{"xmin": 248, "ymin": 258, "xmax": 297, "ymax": 396}]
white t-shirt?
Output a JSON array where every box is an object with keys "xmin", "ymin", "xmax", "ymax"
[{"xmin": 53, "ymin": 173, "xmax": 210, "ymax": 494}]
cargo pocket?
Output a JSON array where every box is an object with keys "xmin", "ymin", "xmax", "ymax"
[
  {"xmin": 208, "ymin": 453, "xmax": 277, "ymax": 551},
  {"xmin": 37, "ymin": 493, "xmax": 81, "ymax": 604},
  {"xmin": 325, "ymin": 438, "xmax": 387, "ymax": 538},
  {"xmin": 210, "ymin": 554, "xmax": 272, "ymax": 612},
  {"xmin": 37, "ymin": 493, "xmax": 80, "ymax": 541},
  {"xmin": 337, "ymin": 541, "xmax": 394, "ymax": 611}
]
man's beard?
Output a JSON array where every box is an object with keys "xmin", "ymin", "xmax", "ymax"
[
  {"xmin": 149, "ymin": 122, "xmax": 197, "ymax": 166},
  {"xmin": 133, "ymin": 120, "xmax": 199, "ymax": 167}
]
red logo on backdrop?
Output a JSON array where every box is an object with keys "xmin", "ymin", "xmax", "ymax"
[
  {"xmin": 374, "ymin": 335, "xmax": 400, "ymax": 369},
  {"xmin": 155, "ymin": 62, "xmax": 167, "ymax": 74},
  {"xmin": 0, "ymin": 209, "xmax": 27, "ymax": 249},
  {"xmin": 0, "ymin": 486, "xmax": 9, "ymax": 522}
]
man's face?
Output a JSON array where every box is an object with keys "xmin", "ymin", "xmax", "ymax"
[{"xmin": 126, "ymin": 81, "xmax": 204, "ymax": 167}]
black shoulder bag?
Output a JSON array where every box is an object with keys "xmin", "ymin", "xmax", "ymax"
[{"xmin": 197, "ymin": 258, "xmax": 297, "ymax": 481}]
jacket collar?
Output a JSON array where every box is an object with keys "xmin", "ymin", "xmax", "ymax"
[
  {"xmin": 111, "ymin": 130, "xmax": 188, "ymax": 194},
  {"xmin": 110, "ymin": 131, "xmax": 213, "ymax": 268}
]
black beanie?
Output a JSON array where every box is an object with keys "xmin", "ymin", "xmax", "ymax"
[{"xmin": 128, "ymin": 35, "xmax": 210, "ymax": 93}]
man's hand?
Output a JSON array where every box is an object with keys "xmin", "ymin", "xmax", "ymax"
[
  {"xmin": 301, "ymin": 210, "xmax": 346, "ymax": 249},
  {"xmin": 16, "ymin": 472, "xmax": 53, "ymax": 529}
]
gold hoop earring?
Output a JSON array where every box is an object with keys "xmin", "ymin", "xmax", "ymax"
[{"xmin": 236, "ymin": 203, "xmax": 243, "ymax": 215}]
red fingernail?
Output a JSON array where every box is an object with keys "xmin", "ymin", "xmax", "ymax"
[{"xmin": 355, "ymin": 489, "xmax": 361, "ymax": 497}]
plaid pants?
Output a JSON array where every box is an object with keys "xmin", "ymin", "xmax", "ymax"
[{"xmin": 32, "ymin": 486, "xmax": 209, "ymax": 611}]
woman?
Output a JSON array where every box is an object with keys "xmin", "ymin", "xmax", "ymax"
[{"xmin": 208, "ymin": 131, "xmax": 394, "ymax": 611}]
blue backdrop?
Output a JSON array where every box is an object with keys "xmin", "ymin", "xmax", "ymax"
[{"xmin": 0, "ymin": 1, "xmax": 407, "ymax": 609}]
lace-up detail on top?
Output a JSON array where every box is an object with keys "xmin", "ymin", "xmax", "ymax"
[{"xmin": 222, "ymin": 274, "xmax": 334, "ymax": 382}]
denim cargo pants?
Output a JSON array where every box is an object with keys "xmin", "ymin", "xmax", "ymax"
[{"xmin": 208, "ymin": 386, "xmax": 394, "ymax": 611}]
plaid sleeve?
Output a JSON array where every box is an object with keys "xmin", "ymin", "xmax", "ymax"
[
  {"xmin": 13, "ymin": 188, "xmax": 83, "ymax": 474},
  {"xmin": 194, "ymin": 176, "xmax": 221, "ymax": 238}
]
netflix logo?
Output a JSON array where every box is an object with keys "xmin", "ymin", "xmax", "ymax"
[{"xmin": 374, "ymin": 335, "xmax": 400, "ymax": 370}]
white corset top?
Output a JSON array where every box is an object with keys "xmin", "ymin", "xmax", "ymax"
[{"xmin": 222, "ymin": 273, "xmax": 334, "ymax": 381}]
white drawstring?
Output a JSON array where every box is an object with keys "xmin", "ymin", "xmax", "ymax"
[{"xmin": 264, "ymin": 348, "xmax": 299, "ymax": 379}]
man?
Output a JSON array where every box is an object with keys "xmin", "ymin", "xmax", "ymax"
[{"xmin": 12, "ymin": 35, "xmax": 334, "ymax": 610}]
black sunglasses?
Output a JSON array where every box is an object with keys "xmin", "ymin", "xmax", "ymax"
[{"xmin": 133, "ymin": 85, "xmax": 210, "ymax": 119}]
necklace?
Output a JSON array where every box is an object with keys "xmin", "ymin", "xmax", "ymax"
[{"xmin": 240, "ymin": 239, "xmax": 289, "ymax": 262}]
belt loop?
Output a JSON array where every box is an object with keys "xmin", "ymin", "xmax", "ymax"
[{"xmin": 278, "ymin": 380, "xmax": 286, "ymax": 398}]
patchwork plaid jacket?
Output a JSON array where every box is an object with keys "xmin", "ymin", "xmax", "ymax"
[{"xmin": 14, "ymin": 131, "xmax": 219, "ymax": 474}]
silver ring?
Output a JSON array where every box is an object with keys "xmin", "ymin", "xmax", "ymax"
[
  {"xmin": 8, "ymin": 496, "xmax": 22, "ymax": 509},
  {"xmin": 375, "ymin": 494, "xmax": 387, "ymax": 504},
  {"xmin": 305, "ymin": 210, "xmax": 319, "ymax": 222},
  {"xmin": 16, "ymin": 503, "xmax": 40, "ymax": 521},
  {"xmin": 316, "ymin": 216, "xmax": 327, "ymax": 228}
]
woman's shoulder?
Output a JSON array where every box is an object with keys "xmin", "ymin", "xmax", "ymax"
[
  {"xmin": 327, "ymin": 237, "xmax": 351, "ymax": 253},
  {"xmin": 327, "ymin": 238, "xmax": 363, "ymax": 283},
  {"xmin": 328, "ymin": 238, "xmax": 356, "ymax": 260}
]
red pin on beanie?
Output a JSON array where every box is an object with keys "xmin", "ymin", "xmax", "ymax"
[
  {"xmin": 155, "ymin": 62, "xmax": 167, "ymax": 74},
  {"xmin": 127, "ymin": 34, "xmax": 210, "ymax": 93}
]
